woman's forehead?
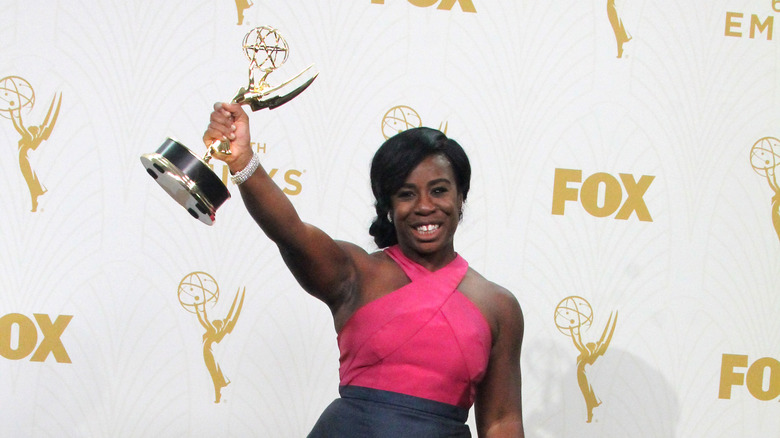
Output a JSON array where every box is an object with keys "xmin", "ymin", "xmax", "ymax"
[{"xmin": 405, "ymin": 155, "xmax": 454, "ymax": 181}]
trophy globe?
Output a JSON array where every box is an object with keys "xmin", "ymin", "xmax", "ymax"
[
  {"xmin": 0, "ymin": 76, "xmax": 35, "ymax": 119},
  {"xmin": 554, "ymin": 296, "xmax": 593, "ymax": 336},
  {"xmin": 178, "ymin": 271, "xmax": 220, "ymax": 314},
  {"xmin": 381, "ymin": 105, "xmax": 422, "ymax": 139},
  {"xmin": 243, "ymin": 26, "xmax": 289, "ymax": 94}
]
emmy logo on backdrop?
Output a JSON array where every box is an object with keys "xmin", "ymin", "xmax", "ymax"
[
  {"xmin": 234, "ymin": 0, "xmax": 253, "ymax": 25},
  {"xmin": 0, "ymin": 76, "xmax": 62, "ymax": 212},
  {"xmin": 141, "ymin": 26, "xmax": 317, "ymax": 225},
  {"xmin": 749, "ymin": 137, "xmax": 780, "ymax": 242},
  {"xmin": 554, "ymin": 296, "xmax": 618, "ymax": 423},
  {"xmin": 607, "ymin": 0, "xmax": 631, "ymax": 58},
  {"xmin": 178, "ymin": 271, "xmax": 246, "ymax": 403},
  {"xmin": 381, "ymin": 105, "xmax": 448, "ymax": 139}
]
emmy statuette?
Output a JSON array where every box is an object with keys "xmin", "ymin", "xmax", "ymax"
[{"xmin": 141, "ymin": 26, "xmax": 317, "ymax": 225}]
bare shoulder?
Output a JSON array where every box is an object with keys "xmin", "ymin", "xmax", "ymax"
[
  {"xmin": 335, "ymin": 241, "xmax": 394, "ymax": 272},
  {"xmin": 332, "ymin": 241, "xmax": 399, "ymax": 296},
  {"xmin": 460, "ymin": 268, "xmax": 521, "ymax": 313},
  {"xmin": 335, "ymin": 240, "xmax": 371, "ymax": 262},
  {"xmin": 460, "ymin": 268, "xmax": 524, "ymax": 341},
  {"xmin": 331, "ymin": 242, "xmax": 408, "ymax": 331}
]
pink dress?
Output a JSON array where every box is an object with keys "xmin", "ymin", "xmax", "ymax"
[{"xmin": 337, "ymin": 245, "xmax": 492, "ymax": 409}]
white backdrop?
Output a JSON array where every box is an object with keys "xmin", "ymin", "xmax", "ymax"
[{"xmin": 1, "ymin": 1, "xmax": 779, "ymax": 437}]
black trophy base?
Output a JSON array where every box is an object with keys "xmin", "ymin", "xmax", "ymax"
[{"xmin": 140, "ymin": 138, "xmax": 231, "ymax": 225}]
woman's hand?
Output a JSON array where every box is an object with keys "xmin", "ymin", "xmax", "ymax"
[{"xmin": 202, "ymin": 102, "xmax": 253, "ymax": 174}]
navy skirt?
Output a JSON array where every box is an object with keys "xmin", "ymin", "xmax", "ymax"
[{"xmin": 308, "ymin": 386, "xmax": 471, "ymax": 438}]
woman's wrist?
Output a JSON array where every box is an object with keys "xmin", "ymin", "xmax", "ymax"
[
  {"xmin": 229, "ymin": 152, "xmax": 261, "ymax": 185},
  {"xmin": 225, "ymin": 148, "xmax": 253, "ymax": 173}
]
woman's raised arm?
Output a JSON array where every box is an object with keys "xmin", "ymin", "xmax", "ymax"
[{"xmin": 203, "ymin": 102, "xmax": 359, "ymax": 310}]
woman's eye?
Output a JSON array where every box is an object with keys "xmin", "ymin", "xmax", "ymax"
[
  {"xmin": 396, "ymin": 191, "xmax": 414, "ymax": 199},
  {"xmin": 432, "ymin": 186, "xmax": 448, "ymax": 195}
]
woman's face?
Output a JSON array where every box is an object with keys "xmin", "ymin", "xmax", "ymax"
[{"xmin": 390, "ymin": 154, "xmax": 463, "ymax": 264}]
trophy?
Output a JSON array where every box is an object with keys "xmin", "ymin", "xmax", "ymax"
[{"xmin": 140, "ymin": 26, "xmax": 317, "ymax": 225}]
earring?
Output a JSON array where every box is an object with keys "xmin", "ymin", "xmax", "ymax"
[{"xmin": 387, "ymin": 212, "xmax": 393, "ymax": 223}]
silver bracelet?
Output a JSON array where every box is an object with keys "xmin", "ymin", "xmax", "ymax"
[{"xmin": 230, "ymin": 153, "xmax": 261, "ymax": 185}]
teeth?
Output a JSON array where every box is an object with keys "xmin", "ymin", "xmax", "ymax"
[{"xmin": 417, "ymin": 224, "xmax": 439, "ymax": 233}]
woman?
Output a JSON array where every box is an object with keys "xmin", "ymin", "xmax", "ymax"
[{"xmin": 204, "ymin": 102, "xmax": 525, "ymax": 437}]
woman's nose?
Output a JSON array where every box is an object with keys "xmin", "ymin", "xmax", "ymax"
[{"xmin": 415, "ymin": 194, "xmax": 435, "ymax": 214}]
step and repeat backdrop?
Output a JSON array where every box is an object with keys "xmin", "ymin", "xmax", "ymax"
[{"xmin": 1, "ymin": 1, "xmax": 779, "ymax": 437}]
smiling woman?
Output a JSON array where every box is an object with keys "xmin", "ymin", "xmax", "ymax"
[
  {"xmin": 369, "ymin": 128, "xmax": 471, "ymax": 268},
  {"xmin": 203, "ymin": 104, "xmax": 525, "ymax": 437}
]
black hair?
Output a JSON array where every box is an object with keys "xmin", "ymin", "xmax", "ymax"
[{"xmin": 368, "ymin": 127, "xmax": 471, "ymax": 248}]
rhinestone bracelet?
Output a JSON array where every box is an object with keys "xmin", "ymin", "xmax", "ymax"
[{"xmin": 230, "ymin": 153, "xmax": 261, "ymax": 185}]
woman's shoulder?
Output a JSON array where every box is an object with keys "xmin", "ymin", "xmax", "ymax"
[
  {"xmin": 460, "ymin": 268, "xmax": 524, "ymax": 339},
  {"xmin": 334, "ymin": 241, "xmax": 409, "ymax": 293},
  {"xmin": 330, "ymin": 242, "xmax": 409, "ymax": 331},
  {"xmin": 461, "ymin": 268, "xmax": 518, "ymax": 304},
  {"xmin": 335, "ymin": 241, "xmax": 395, "ymax": 269}
]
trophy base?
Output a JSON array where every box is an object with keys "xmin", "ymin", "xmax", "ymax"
[{"xmin": 140, "ymin": 138, "xmax": 231, "ymax": 226}]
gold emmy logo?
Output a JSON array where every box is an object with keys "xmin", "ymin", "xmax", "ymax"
[
  {"xmin": 750, "ymin": 137, "xmax": 780, "ymax": 242},
  {"xmin": 0, "ymin": 76, "xmax": 62, "ymax": 212},
  {"xmin": 554, "ymin": 296, "xmax": 618, "ymax": 423},
  {"xmin": 607, "ymin": 0, "xmax": 632, "ymax": 58},
  {"xmin": 234, "ymin": 0, "xmax": 253, "ymax": 25},
  {"xmin": 381, "ymin": 105, "xmax": 448, "ymax": 139},
  {"xmin": 178, "ymin": 272, "xmax": 246, "ymax": 403}
]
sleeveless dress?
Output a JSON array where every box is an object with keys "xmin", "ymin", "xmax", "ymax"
[{"xmin": 308, "ymin": 246, "xmax": 492, "ymax": 437}]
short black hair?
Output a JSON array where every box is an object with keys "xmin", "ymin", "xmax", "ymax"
[{"xmin": 368, "ymin": 127, "xmax": 471, "ymax": 248}]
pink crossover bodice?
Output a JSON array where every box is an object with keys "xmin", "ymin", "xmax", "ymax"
[{"xmin": 337, "ymin": 245, "xmax": 493, "ymax": 409}]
